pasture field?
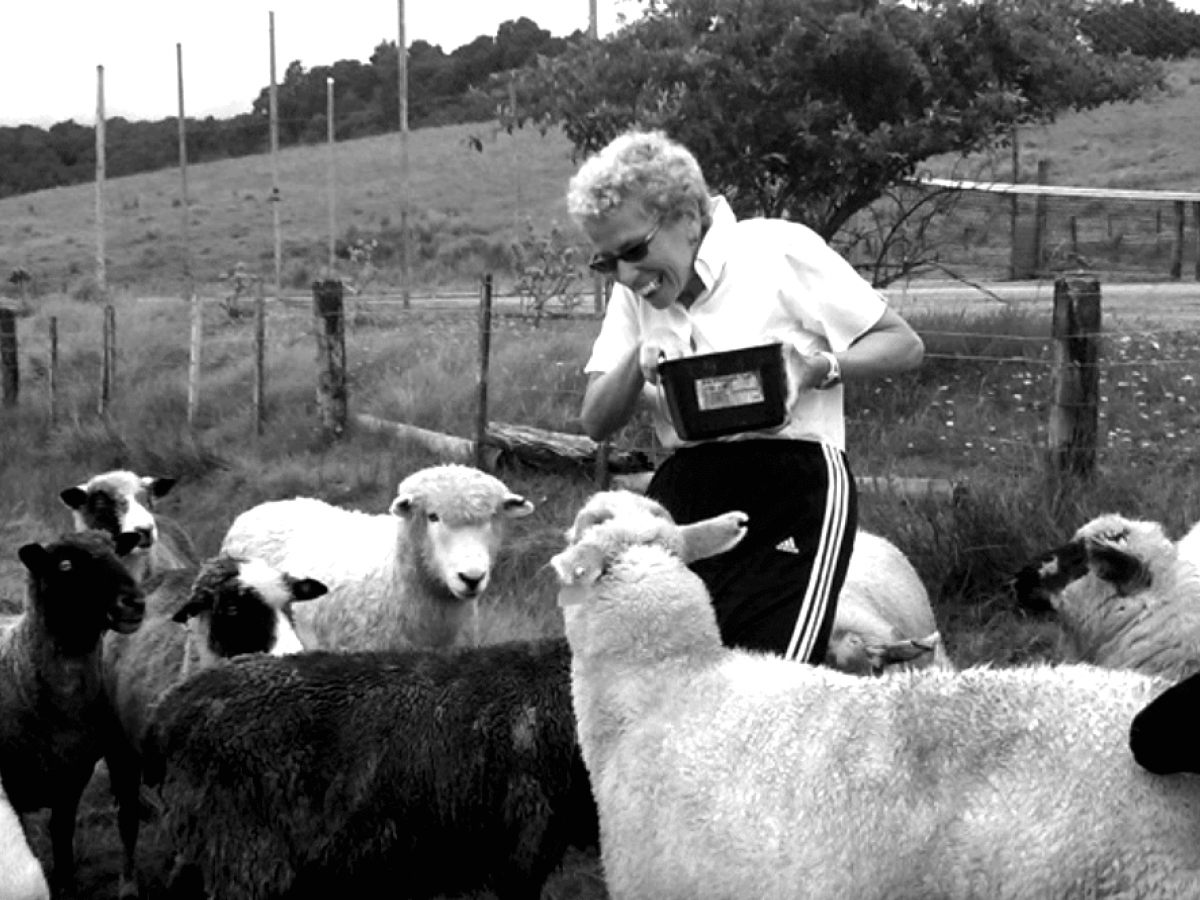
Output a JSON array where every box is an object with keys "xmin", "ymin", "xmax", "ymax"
[
  {"xmin": 2, "ymin": 290, "xmax": 1200, "ymax": 897},
  {"xmin": 3, "ymin": 58, "xmax": 1200, "ymax": 899}
]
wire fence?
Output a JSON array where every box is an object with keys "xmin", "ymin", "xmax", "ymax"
[{"xmin": 4, "ymin": 274, "xmax": 1198, "ymax": 488}]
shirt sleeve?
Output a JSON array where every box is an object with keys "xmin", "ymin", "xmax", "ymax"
[
  {"xmin": 584, "ymin": 285, "xmax": 642, "ymax": 374},
  {"xmin": 781, "ymin": 226, "xmax": 887, "ymax": 353}
]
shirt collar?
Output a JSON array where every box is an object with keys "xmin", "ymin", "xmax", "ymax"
[{"xmin": 692, "ymin": 196, "xmax": 736, "ymax": 297}]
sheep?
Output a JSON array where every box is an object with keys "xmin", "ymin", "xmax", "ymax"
[
  {"xmin": 140, "ymin": 638, "xmax": 597, "ymax": 900},
  {"xmin": 0, "ymin": 530, "xmax": 144, "ymax": 897},
  {"xmin": 60, "ymin": 470, "xmax": 199, "ymax": 585},
  {"xmin": 102, "ymin": 555, "xmax": 328, "ymax": 900},
  {"xmin": 568, "ymin": 488, "xmax": 948, "ymax": 674},
  {"xmin": 827, "ymin": 530, "xmax": 950, "ymax": 675},
  {"xmin": 0, "ymin": 780, "xmax": 49, "ymax": 900},
  {"xmin": 1013, "ymin": 512, "xmax": 1200, "ymax": 678},
  {"xmin": 219, "ymin": 464, "xmax": 535, "ymax": 651},
  {"xmin": 552, "ymin": 491, "xmax": 1200, "ymax": 900}
]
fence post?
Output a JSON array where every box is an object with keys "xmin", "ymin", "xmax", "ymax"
[
  {"xmin": 1193, "ymin": 201, "xmax": 1200, "ymax": 282},
  {"xmin": 99, "ymin": 304, "xmax": 115, "ymax": 414},
  {"xmin": 475, "ymin": 273, "xmax": 493, "ymax": 470},
  {"xmin": 253, "ymin": 282, "xmax": 266, "ymax": 436},
  {"xmin": 1047, "ymin": 274, "xmax": 1101, "ymax": 479},
  {"xmin": 1171, "ymin": 200, "xmax": 1185, "ymax": 280},
  {"xmin": 1032, "ymin": 160, "xmax": 1050, "ymax": 275},
  {"xmin": 312, "ymin": 279, "xmax": 347, "ymax": 438},
  {"xmin": 187, "ymin": 293, "xmax": 202, "ymax": 427},
  {"xmin": 48, "ymin": 316, "xmax": 57, "ymax": 425},
  {"xmin": 0, "ymin": 306, "xmax": 17, "ymax": 407}
]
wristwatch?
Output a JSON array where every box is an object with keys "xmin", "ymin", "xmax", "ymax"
[{"xmin": 816, "ymin": 351, "xmax": 841, "ymax": 390}]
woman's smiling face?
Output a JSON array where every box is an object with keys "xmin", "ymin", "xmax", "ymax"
[{"xmin": 585, "ymin": 201, "xmax": 698, "ymax": 310}]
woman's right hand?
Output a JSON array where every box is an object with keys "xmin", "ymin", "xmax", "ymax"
[{"xmin": 638, "ymin": 329, "xmax": 689, "ymax": 385}]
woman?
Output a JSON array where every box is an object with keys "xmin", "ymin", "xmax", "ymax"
[{"xmin": 567, "ymin": 129, "xmax": 924, "ymax": 664}]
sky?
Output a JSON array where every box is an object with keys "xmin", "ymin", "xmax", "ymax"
[{"xmin": 0, "ymin": 1, "xmax": 631, "ymax": 127}]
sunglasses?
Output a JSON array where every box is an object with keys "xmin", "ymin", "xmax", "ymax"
[{"xmin": 588, "ymin": 221, "xmax": 662, "ymax": 274}]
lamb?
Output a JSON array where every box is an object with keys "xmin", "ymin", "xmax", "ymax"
[
  {"xmin": 219, "ymin": 464, "xmax": 535, "ymax": 650},
  {"xmin": 140, "ymin": 638, "xmax": 597, "ymax": 900},
  {"xmin": 60, "ymin": 470, "xmax": 199, "ymax": 585},
  {"xmin": 103, "ymin": 555, "xmax": 328, "ymax": 900},
  {"xmin": 1013, "ymin": 512, "xmax": 1200, "ymax": 678},
  {"xmin": 0, "ymin": 781, "xmax": 49, "ymax": 900},
  {"xmin": 826, "ymin": 530, "xmax": 949, "ymax": 675},
  {"xmin": 568, "ymin": 488, "xmax": 948, "ymax": 674},
  {"xmin": 0, "ymin": 530, "xmax": 144, "ymax": 897},
  {"xmin": 553, "ymin": 490, "xmax": 1200, "ymax": 900}
]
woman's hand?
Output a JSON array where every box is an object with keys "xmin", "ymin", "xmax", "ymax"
[{"xmin": 638, "ymin": 329, "xmax": 690, "ymax": 385}]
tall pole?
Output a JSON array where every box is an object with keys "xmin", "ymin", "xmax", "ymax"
[
  {"xmin": 95, "ymin": 65, "xmax": 107, "ymax": 300},
  {"xmin": 398, "ymin": 0, "xmax": 411, "ymax": 308},
  {"xmin": 177, "ymin": 43, "xmax": 192, "ymax": 297},
  {"xmin": 589, "ymin": 2, "xmax": 604, "ymax": 314},
  {"xmin": 327, "ymin": 76, "xmax": 337, "ymax": 274},
  {"xmin": 589, "ymin": 0, "xmax": 598, "ymax": 38},
  {"xmin": 269, "ymin": 12, "xmax": 282, "ymax": 306}
]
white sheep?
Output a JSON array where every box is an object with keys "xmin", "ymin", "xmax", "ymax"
[
  {"xmin": 102, "ymin": 555, "xmax": 328, "ymax": 900},
  {"xmin": 0, "ymin": 780, "xmax": 49, "ymax": 900},
  {"xmin": 0, "ymin": 530, "xmax": 144, "ymax": 897},
  {"xmin": 568, "ymin": 489, "xmax": 948, "ymax": 674},
  {"xmin": 60, "ymin": 470, "xmax": 199, "ymax": 585},
  {"xmin": 219, "ymin": 464, "xmax": 535, "ymax": 650},
  {"xmin": 1013, "ymin": 512, "xmax": 1200, "ymax": 678},
  {"xmin": 553, "ymin": 491, "xmax": 1200, "ymax": 900},
  {"xmin": 828, "ymin": 530, "xmax": 949, "ymax": 674}
]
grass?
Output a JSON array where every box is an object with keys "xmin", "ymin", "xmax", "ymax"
[{"xmin": 4, "ymin": 59, "xmax": 1200, "ymax": 900}]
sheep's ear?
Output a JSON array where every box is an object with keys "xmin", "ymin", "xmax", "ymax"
[
  {"xmin": 502, "ymin": 494, "xmax": 535, "ymax": 518},
  {"xmin": 17, "ymin": 542, "xmax": 49, "ymax": 573},
  {"xmin": 145, "ymin": 477, "xmax": 177, "ymax": 500},
  {"xmin": 680, "ymin": 511, "xmax": 749, "ymax": 564},
  {"xmin": 1089, "ymin": 543, "xmax": 1151, "ymax": 593},
  {"xmin": 551, "ymin": 542, "xmax": 606, "ymax": 607},
  {"xmin": 60, "ymin": 486, "xmax": 87, "ymax": 510},
  {"xmin": 389, "ymin": 495, "xmax": 415, "ymax": 518},
  {"xmin": 288, "ymin": 577, "xmax": 328, "ymax": 602},
  {"xmin": 865, "ymin": 634, "xmax": 938, "ymax": 674}
]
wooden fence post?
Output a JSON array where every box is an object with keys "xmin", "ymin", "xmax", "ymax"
[
  {"xmin": 1193, "ymin": 201, "xmax": 1200, "ymax": 282},
  {"xmin": 1047, "ymin": 275, "xmax": 1101, "ymax": 479},
  {"xmin": 99, "ymin": 304, "xmax": 115, "ymax": 414},
  {"xmin": 1171, "ymin": 200, "xmax": 1185, "ymax": 280},
  {"xmin": 312, "ymin": 279, "xmax": 347, "ymax": 438},
  {"xmin": 0, "ymin": 306, "xmax": 17, "ymax": 407},
  {"xmin": 48, "ymin": 316, "xmax": 57, "ymax": 425},
  {"xmin": 253, "ymin": 282, "xmax": 266, "ymax": 436},
  {"xmin": 187, "ymin": 293, "xmax": 202, "ymax": 426},
  {"xmin": 1033, "ymin": 160, "xmax": 1050, "ymax": 275},
  {"xmin": 475, "ymin": 273, "xmax": 493, "ymax": 470}
]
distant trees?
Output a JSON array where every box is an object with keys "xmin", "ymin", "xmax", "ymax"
[
  {"xmin": 502, "ymin": 0, "xmax": 1166, "ymax": 240},
  {"xmin": 0, "ymin": 15, "xmax": 580, "ymax": 199}
]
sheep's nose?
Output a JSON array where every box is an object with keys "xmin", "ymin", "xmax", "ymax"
[
  {"xmin": 124, "ymin": 527, "xmax": 154, "ymax": 549},
  {"xmin": 458, "ymin": 573, "xmax": 485, "ymax": 594}
]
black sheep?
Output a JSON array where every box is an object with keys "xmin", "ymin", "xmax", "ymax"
[{"xmin": 142, "ymin": 636, "xmax": 597, "ymax": 900}]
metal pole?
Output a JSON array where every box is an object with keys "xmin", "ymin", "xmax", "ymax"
[
  {"xmin": 95, "ymin": 65, "xmax": 107, "ymax": 300},
  {"xmin": 177, "ymin": 43, "xmax": 192, "ymax": 298},
  {"xmin": 398, "ymin": 0, "xmax": 411, "ymax": 308},
  {"xmin": 327, "ymin": 76, "xmax": 337, "ymax": 274}
]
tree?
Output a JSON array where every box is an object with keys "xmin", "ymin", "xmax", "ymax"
[{"xmin": 503, "ymin": 0, "xmax": 1163, "ymax": 241}]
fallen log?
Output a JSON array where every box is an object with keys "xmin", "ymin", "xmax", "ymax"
[{"xmin": 354, "ymin": 414, "xmax": 652, "ymax": 474}]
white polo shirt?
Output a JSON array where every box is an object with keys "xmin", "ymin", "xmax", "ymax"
[{"xmin": 585, "ymin": 197, "xmax": 887, "ymax": 450}]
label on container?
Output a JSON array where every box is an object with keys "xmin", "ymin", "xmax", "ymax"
[{"xmin": 694, "ymin": 371, "xmax": 764, "ymax": 410}]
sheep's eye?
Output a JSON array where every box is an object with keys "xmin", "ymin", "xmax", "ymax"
[
  {"xmin": 427, "ymin": 512, "xmax": 440, "ymax": 523},
  {"xmin": 58, "ymin": 560, "xmax": 73, "ymax": 572}
]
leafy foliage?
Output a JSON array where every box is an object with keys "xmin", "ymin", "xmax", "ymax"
[
  {"xmin": 502, "ymin": 0, "xmax": 1163, "ymax": 239},
  {"xmin": 509, "ymin": 219, "xmax": 585, "ymax": 325}
]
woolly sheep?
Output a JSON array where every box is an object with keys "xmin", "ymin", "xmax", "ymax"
[
  {"xmin": 219, "ymin": 464, "xmax": 535, "ymax": 650},
  {"xmin": 1013, "ymin": 512, "xmax": 1200, "ymax": 678},
  {"xmin": 0, "ymin": 780, "xmax": 49, "ymax": 900},
  {"xmin": 553, "ymin": 491, "xmax": 1200, "ymax": 900},
  {"xmin": 103, "ymin": 555, "xmax": 327, "ymax": 900},
  {"xmin": 568, "ymin": 489, "xmax": 948, "ymax": 674},
  {"xmin": 60, "ymin": 470, "xmax": 199, "ymax": 585},
  {"xmin": 828, "ymin": 530, "xmax": 949, "ymax": 675},
  {"xmin": 140, "ymin": 638, "xmax": 597, "ymax": 900},
  {"xmin": 0, "ymin": 531, "xmax": 143, "ymax": 897}
]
